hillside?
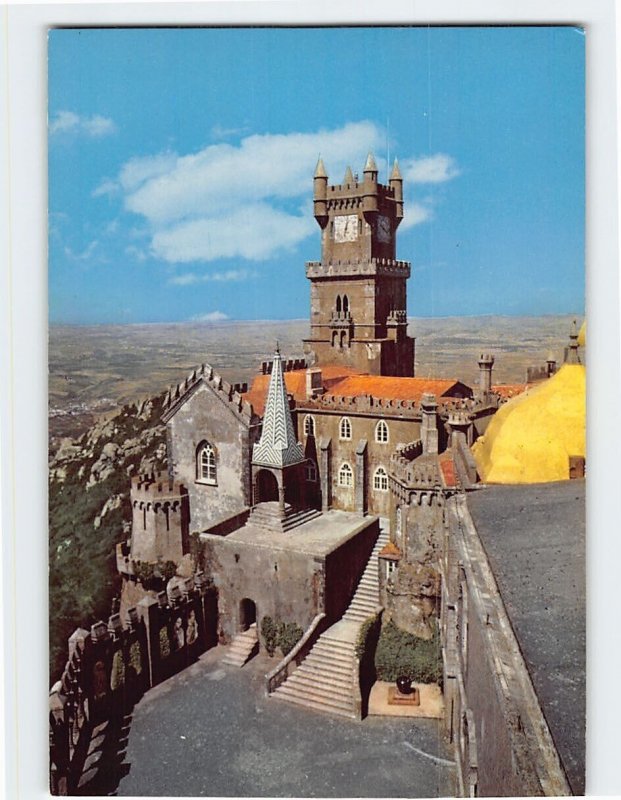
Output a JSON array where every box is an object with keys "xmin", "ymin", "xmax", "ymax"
[{"xmin": 48, "ymin": 395, "xmax": 167, "ymax": 681}]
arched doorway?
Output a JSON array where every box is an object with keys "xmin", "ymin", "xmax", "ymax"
[
  {"xmin": 256, "ymin": 469, "xmax": 279, "ymax": 503},
  {"xmin": 239, "ymin": 598, "xmax": 257, "ymax": 632}
]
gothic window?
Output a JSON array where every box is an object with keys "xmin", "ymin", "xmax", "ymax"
[
  {"xmin": 340, "ymin": 330, "xmax": 347, "ymax": 348},
  {"xmin": 336, "ymin": 295, "xmax": 342, "ymax": 314},
  {"xmin": 339, "ymin": 417, "xmax": 352, "ymax": 440},
  {"xmin": 197, "ymin": 441, "xmax": 217, "ymax": 484},
  {"xmin": 342, "ymin": 294, "xmax": 349, "ymax": 314},
  {"xmin": 304, "ymin": 415, "xmax": 315, "ymax": 437},
  {"xmin": 305, "ymin": 460, "xmax": 317, "ymax": 482},
  {"xmin": 332, "ymin": 331, "xmax": 339, "ymax": 347},
  {"xmin": 338, "ymin": 462, "xmax": 353, "ymax": 488},
  {"xmin": 375, "ymin": 419, "xmax": 389, "ymax": 443},
  {"xmin": 373, "ymin": 466, "xmax": 389, "ymax": 492}
]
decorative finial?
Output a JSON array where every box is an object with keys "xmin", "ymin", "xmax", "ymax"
[
  {"xmin": 275, "ymin": 340, "xmax": 280, "ymax": 356},
  {"xmin": 343, "ymin": 165, "xmax": 354, "ymax": 184},
  {"xmin": 390, "ymin": 158, "xmax": 402, "ymax": 180}
]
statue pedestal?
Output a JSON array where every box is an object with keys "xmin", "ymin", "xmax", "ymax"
[{"xmin": 388, "ymin": 686, "xmax": 420, "ymax": 706}]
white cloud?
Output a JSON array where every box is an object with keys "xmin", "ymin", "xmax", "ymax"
[
  {"xmin": 169, "ymin": 269, "xmax": 258, "ymax": 286},
  {"xmin": 101, "ymin": 123, "xmax": 459, "ymax": 265},
  {"xmin": 190, "ymin": 311, "xmax": 229, "ymax": 322},
  {"xmin": 400, "ymin": 202, "xmax": 433, "ymax": 230},
  {"xmin": 50, "ymin": 110, "xmax": 117, "ymax": 138},
  {"xmin": 402, "ymin": 154, "xmax": 460, "ymax": 184}
]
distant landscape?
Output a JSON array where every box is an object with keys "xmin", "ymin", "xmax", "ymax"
[{"xmin": 49, "ymin": 315, "xmax": 581, "ymax": 453}]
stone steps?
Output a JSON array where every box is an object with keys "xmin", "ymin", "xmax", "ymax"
[
  {"xmin": 249, "ymin": 502, "xmax": 322, "ymax": 533},
  {"xmin": 222, "ymin": 624, "xmax": 258, "ymax": 667},
  {"xmin": 271, "ymin": 526, "xmax": 388, "ymax": 718}
]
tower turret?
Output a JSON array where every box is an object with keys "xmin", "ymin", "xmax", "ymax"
[
  {"xmin": 343, "ymin": 165, "xmax": 354, "ymax": 186},
  {"xmin": 390, "ymin": 159, "xmax": 404, "ymax": 223},
  {"xmin": 362, "ymin": 152, "xmax": 379, "ymax": 215},
  {"xmin": 477, "ymin": 353, "xmax": 495, "ymax": 397},
  {"xmin": 313, "ymin": 157, "xmax": 328, "ymax": 229}
]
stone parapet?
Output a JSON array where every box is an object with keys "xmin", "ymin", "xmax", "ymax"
[
  {"xmin": 305, "ymin": 257, "xmax": 411, "ymax": 279},
  {"xmin": 162, "ymin": 362, "xmax": 255, "ymax": 424}
]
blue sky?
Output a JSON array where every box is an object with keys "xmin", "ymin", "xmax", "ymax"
[{"xmin": 48, "ymin": 26, "xmax": 584, "ymax": 324}]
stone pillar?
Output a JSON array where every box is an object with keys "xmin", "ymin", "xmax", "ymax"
[
  {"xmin": 319, "ymin": 437, "xmax": 332, "ymax": 512},
  {"xmin": 477, "ymin": 354, "xmax": 494, "ymax": 397},
  {"xmin": 136, "ymin": 596, "xmax": 159, "ymax": 689},
  {"xmin": 277, "ymin": 478, "xmax": 286, "ymax": 517},
  {"xmin": 421, "ymin": 393, "xmax": 439, "ymax": 455},
  {"xmin": 355, "ymin": 439, "xmax": 367, "ymax": 515}
]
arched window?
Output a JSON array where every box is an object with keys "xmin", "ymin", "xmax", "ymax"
[
  {"xmin": 197, "ymin": 442, "xmax": 217, "ymax": 484},
  {"xmin": 342, "ymin": 294, "xmax": 349, "ymax": 314},
  {"xmin": 338, "ymin": 462, "xmax": 354, "ymax": 488},
  {"xmin": 305, "ymin": 460, "xmax": 317, "ymax": 482},
  {"xmin": 336, "ymin": 295, "xmax": 342, "ymax": 313},
  {"xmin": 304, "ymin": 415, "xmax": 315, "ymax": 437},
  {"xmin": 375, "ymin": 419, "xmax": 389, "ymax": 443},
  {"xmin": 332, "ymin": 331, "xmax": 339, "ymax": 347},
  {"xmin": 373, "ymin": 466, "xmax": 388, "ymax": 492},
  {"xmin": 340, "ymin": 330, "xmax": 347, "ymax": 348},
  {"xmin": 339, "ymin": 417, "xmax": 352, "ymax": 440}
]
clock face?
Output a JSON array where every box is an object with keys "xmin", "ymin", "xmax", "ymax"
[
  {"xmin": 377, "ymin": 215, "xmax": 391, "ymax": 243},
  {"xmin": 334, "ymin": 214, "xmax": 358, "ymax": 243}
]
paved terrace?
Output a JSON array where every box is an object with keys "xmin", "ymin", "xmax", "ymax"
[
  {"xmin": 467, "ymin": 480, "xmax": 585, "ymax": 795},
  {"xmin": 118, "ymin": 648, "xmax": 455, "ymax": 797}
]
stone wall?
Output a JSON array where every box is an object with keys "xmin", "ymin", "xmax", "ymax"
[
  {"xmin": 324, "ymin": 517, "xmax": 380, "ymax": 621},
  {"xmin": 296, "ymin": 410, "xmax": 422, "ymax": 516},
  {"xmin": 167, "ymin": 383, "xmax": 260, "ymax": 532},
  {"xmin": 441, "ymin": 494, "xmax": 570, "ymax": 797}
]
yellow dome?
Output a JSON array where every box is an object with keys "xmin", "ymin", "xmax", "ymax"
[
  {"xmin": 577, "ymin": 320, "xmax": 586, "ymax": 347},
  {"xmin": 472, "ymin": 363, "xmax": 585, "ymax": 484}
]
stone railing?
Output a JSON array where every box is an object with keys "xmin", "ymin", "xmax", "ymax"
[
  {"xmin": 265, "ymin": 613, "xmax": 328, "ymax": 694},
  {"xmin": 200, "ymin": 508, "xmax": 250, "ymax": 538}
]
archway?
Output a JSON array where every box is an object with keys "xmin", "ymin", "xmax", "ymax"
[
  {"xmin": 256, "ymin": 469, "xmax": 279, "ymax": 503},
  {"xmin": 239, "ymin": 598, "xmax": 257, "ymax": 632}
]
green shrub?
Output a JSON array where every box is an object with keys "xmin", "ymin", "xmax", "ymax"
[
  {"xmin": 278, "ymin": 622, "xmax": 304, "ymax": 656},
  {"xmin": 261, "ymin": 616, "xmax": 278, "ymax": 657},
  {"xmin": 375, "ymin": 620, "xmax": 442, "ymax": 685}
]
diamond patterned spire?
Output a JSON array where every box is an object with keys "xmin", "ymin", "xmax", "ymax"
[{"xmin": 252, "ymin": 347, "xmax": 305, "ymax": 468}]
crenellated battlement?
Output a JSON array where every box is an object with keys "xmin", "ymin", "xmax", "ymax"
[
  {"xmin": 306, "ymin": 257, "xmax": 411, "ymax": 279},
  {"xmin": 162, "ymin": 362, "xmax": 256, "ymax": 424},
  {"xmin": 260, "ymin": 356, "xmax": 307, "ymax": 375},
  {"xmin": 130, "ymin": 472, "xmax": 188, "ymax": 501},
  {"xmin": 389, "ymin": 445, "xmax": 442, "ymax": 489}
]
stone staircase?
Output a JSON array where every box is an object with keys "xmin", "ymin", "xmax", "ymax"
[
  {"xmin": 270, "ymin": 527, "xmax": 389, "ymax": 718},
  {"xmin": 249, "ymin": 501, "xmax": 322, "ymax": 533},
  {"xmin": 222, "ymin": 623, "xmax": 259, "ymax": 667}
]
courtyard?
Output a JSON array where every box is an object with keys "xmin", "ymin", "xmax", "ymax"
[{"xmin": 117, "ymin": 647, "xmax": 455, "ymax": 797}]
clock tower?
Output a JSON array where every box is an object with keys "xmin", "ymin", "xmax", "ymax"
[{"xmin": 303, "ymin": 154, "xmax": 415, "ymax": 376}]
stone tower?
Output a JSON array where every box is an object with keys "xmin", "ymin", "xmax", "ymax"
[{"xmin": 303, "ymin": 155, "xmax": 415, "ymax": 376}]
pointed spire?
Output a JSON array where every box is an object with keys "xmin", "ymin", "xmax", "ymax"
[
  {"xmin": 390, "ymin": 158, "xmax": 402, "ymax": 180},
  {"xmin": 314, "ymin": 156, "xmax": 327, "ymax": 179},
  {"xmin": 343, "ymin": 165, "xmax": 354, "ymax": 184},
  {"xmin": 364, "ymin": 152, "xmax": 378, "ymax": 172},
  {"xmin": 252, "ymin": 348, "xmax": 305, "ymax": 468}
]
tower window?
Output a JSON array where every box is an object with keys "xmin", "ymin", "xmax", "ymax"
[
  {"xmin": 197, "ymin": 441, "xmax": 217, "ymax": 484},
  {"xmin": 304, "ymin": 415, "xmax": 315, "ymax": 437},
  {"xmin": 375, "ymin": 420, "xmax": 389, "ymax": 443},
  {"xmin": 342, "ymin": 294, "xmax": 349, "ymax": 314},
  {"xmin": 373, "ymin": 467, "xmax": 389, "ymax": 492},
  {"xmin": 338, "ymin": 462, "xmax": 353, "ymax": 488},
  {"xmin": 305, "ymin": 460, "xmax": 317, "ymax": 482},
  {"xmin": 386, "ymin": 559, "xmax": 397, "ymax": 579},
  {"xmin": 339, "ymin": 417, "xmax": 352, "ymax": 440},
  {"xmin": 336, "ymin": 295, "xmax": 342, "ymax": 314}
]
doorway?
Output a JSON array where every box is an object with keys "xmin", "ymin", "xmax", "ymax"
[{"xmin": 239, "ymin": 598, "xmax": 257, "ymax": 632}]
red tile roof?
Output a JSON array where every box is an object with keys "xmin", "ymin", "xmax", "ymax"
[
  {"xmin": 379, "ymin": 541, "xmax": 402, "ymax": 559},
  {"xmin": 325, "ymin": 375, "xmax": 470, "ymax": 402},
  {"xmin": 439, "ymin": 454, "xmax": 458, "ymax": 488},
  {"xmin": 242, "ymin": 365, "xmax": 361, "ymax": 416},
  {"xmin": 492, "ymin": 384, "xmax": 527, "ymax": 399}
]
